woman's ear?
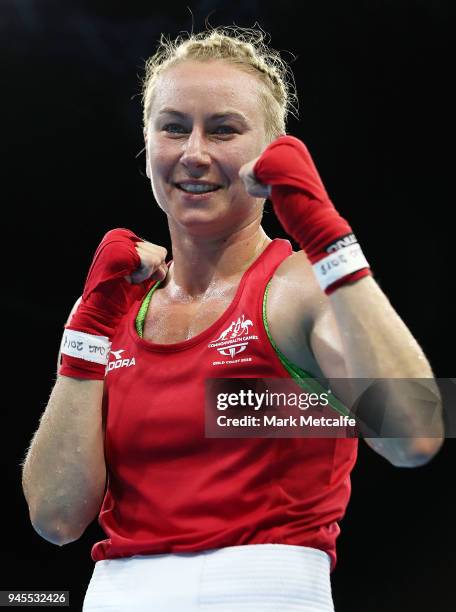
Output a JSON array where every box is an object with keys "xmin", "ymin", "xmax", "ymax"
[
  {"xmin": 145, "ymin": 154, "xmax": 150, "ymax": 179},
  {"xmin": 143, "ymin": 130, "xmax": 150, "ymax": 179}
]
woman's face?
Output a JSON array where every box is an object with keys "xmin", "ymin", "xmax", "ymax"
[{"xmin": 144, "ymin": 59, "xmax": 269, "ymax": 236}]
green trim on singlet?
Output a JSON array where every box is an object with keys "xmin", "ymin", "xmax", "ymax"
[
  {"xmin": 262, "ymin": 279, "xmax": 351, "ymax": 418},
  {"xmin": 135, "ymin": 280, "xmax": 163, "ymax": 338},
  {"xmin": 134, "ymin": 277, "xmax": 350, "ymax": 418}
]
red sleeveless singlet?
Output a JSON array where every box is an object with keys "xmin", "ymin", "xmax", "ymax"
[{"xmin": 91, "ymin": 239, "xmax": 358, "ymax": 571}]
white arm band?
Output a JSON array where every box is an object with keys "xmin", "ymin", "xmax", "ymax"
[
  {"xmin": 312, "ymin": 242, "xmax": 370, "ymax": 291},
  {"xmin": 60, "ymin": 329, "xmax": 111, "ymax": 365}
]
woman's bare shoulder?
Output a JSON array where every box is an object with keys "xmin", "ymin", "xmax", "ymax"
[
  {"xmin": 268, "ymin": 249, "xmax": 324, "ymax": 317},
  {"xmin": 266, "ymin": 250, "xmax": 327, "ymax": 376}
]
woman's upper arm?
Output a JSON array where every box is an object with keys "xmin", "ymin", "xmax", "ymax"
[{"xmin": 309, "ymin": 301, "xmax": 348, "ymax": 380}]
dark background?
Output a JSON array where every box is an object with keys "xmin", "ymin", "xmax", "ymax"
[{"xmin": 2, "ymin": 1, "xmax": 454, "ymax": 610}]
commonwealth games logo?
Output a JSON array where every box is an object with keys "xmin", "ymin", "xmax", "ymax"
[{"xmin": 208, "ymin": 314, "xmax": 259, "ymax": 358}]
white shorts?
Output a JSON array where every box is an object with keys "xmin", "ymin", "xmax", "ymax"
[{"xmin": 83, "ymin": 543, "xmax": 335, "ymax": 611}]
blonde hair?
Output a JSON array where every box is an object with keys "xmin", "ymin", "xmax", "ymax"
[{"xmin": 141, "ymin": 25, "xmax": 298, "ymax": 143}]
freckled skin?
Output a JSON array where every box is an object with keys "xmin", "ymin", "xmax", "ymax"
[{"xmin": 144, "ymin": 59, "xmax": 269, "ymax": 239}]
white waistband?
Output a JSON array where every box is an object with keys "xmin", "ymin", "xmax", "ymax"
[{"xmin": 83, "ymin": 544, "xmax": 334, "ymax": 611}]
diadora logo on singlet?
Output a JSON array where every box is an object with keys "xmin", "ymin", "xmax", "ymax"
[
  {"xmin": 208, "ymin": 314, "xmax": 259, "ymax": 366},
  {"xmin": 106, "ymin": 348, "xmax": 136, "ymax": 373}
]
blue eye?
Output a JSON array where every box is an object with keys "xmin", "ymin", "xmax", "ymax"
[
  {"xmin": 163, "ymin": 123, "xmax": 187, "ymax": 133},
  {"xmin": 214, "ymin": 125, "xmax": 235, "ymax": 134}
]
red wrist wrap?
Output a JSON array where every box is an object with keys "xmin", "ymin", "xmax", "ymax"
[
  {"xmin": 59, "ymin": 228, "xmax": 148, "ymax": 380},
  {"xmin": 254, "ymin": 136, "xmax": 371, "ymax": 293}
]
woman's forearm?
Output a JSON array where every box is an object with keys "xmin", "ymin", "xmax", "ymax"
[
  {"xmin": 22, "ymin": 375, "xmax": 106, "ymax": 545},
  {"xmin": 329, "ymin": 275, "xmax": 433, "ymax": 377},
  {"xmin": 329, "ymin": 275, "xmax": 444, "ymax": 463}
]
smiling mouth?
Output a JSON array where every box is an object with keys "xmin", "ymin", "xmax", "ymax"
[{"xmin": 175, "ymin": 183, "xmax": 222, "ymax": 194}]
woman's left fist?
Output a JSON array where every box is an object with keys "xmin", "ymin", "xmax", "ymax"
[{"xmin": 239, "ymin": 156, "xmax": 272, "ymax": 199}]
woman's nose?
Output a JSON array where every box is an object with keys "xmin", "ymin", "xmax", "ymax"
[{"xmin": 180, "ymin": 130, "xmax": 211, "ymax": 169}]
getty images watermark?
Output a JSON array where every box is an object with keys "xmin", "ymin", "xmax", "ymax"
[{"xmin": 204, "ymin": 378, "xmax": 454, "ymax": 438}]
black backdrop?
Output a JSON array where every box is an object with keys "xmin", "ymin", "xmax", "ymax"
[{"xmin": 2, "ymin": 1, "xmax": 454, "ymax": 610}]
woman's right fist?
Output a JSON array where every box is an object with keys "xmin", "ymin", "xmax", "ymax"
[{"xmin": 59, "ymin": 228, "xmax": 167, "ymax": 380}]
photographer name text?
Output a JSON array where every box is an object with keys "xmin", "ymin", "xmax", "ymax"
[{"xmin": 216, "ymin": 414, "xmax": 356, "ymax": 427}]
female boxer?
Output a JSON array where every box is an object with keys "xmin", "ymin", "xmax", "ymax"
[{"xmin": 22, "ymin": 26, "xmax": 443, "ymax": 611}]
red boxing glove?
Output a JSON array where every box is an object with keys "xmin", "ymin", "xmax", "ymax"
[
  {"xmin": 254, "ymin": 135, "xmax": 372, "ymax": 294},
  {"xmin": 59, "ymin": 228, "xmax": 148, "ymax": 380}
]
